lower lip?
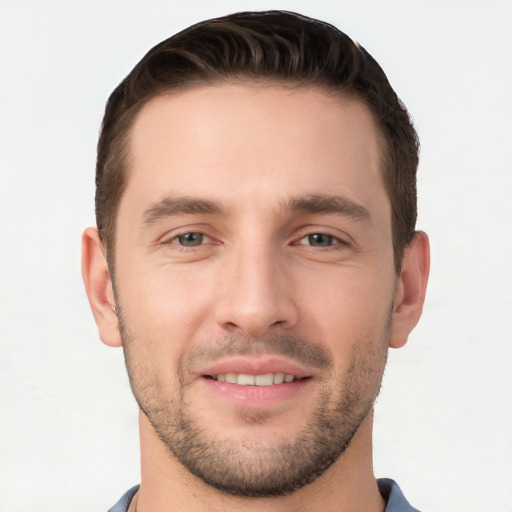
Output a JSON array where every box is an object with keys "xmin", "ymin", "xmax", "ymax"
[{"xmin": 201, "ymin": 377, "xmax": 311, "ymax": 408}]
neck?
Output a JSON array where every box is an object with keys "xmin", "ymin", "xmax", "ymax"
[{"xmin": 135, "ymin": 410, "xmax": 385, "ymax": 512}]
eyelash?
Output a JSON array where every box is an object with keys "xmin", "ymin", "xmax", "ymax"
[
  {"xmin": 162, "ymin": 229, "xmax": 349, "ymax": 252},
  {"xmin": 294, "ymin": 232, "xmax": 350, "ymax": 250},
  {"xmin": 163, "ymin": 231, "xmax": 216, "ymax": 249}
]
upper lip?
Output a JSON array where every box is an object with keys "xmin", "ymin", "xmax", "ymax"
[{"xmin": 197, "ymin": 357, "xmax": 312, "ymax": 379}]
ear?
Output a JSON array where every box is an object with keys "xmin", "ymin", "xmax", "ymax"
[
  {"xmin": 389, "ymin": 231, "xmax": 430, "ymax": 349},
  {"xmin": 81, "ymin": 227, "xmax": 122, "ymax": 347}
]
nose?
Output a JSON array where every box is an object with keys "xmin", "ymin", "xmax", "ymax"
[{"xmin": 214, "ymin": 242, "xmax": 299, "ymax": 336}]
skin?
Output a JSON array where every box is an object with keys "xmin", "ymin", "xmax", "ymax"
[{"xmin": 82, "ymin": 84, "xmax": 430, "ymax": 512}]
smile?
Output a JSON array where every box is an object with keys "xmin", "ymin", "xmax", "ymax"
[
  {"xmin": 208, "ymin": 373, "xmax": 299, "ymax": 386},
  {"xmin": 200, "ymin": 362, "xmax": 313, "ymax": 407}
]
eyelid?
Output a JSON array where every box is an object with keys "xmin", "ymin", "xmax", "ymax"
[
  {"xmin": 297, "ymin": 236, "xmax": 349, "ymax": 250},
  {"xmin": 158, "ymin": 226, "xmax": 219, "ymax": 246},
  {"xmin": 292, "ymin": 227, "xmax": 352, "ymax": 247},
  {"xmin": 169, "ymin": 232, "xmax": 213, "ymax": 245}
]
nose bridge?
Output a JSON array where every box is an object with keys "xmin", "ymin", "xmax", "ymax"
[{"xmin": 215, "ymin": 236, "xmax": 298, "ymax": 335}]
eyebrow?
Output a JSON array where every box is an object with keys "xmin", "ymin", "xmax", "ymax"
[
  {"xmin": 141, "ymin": 193, "xmax": 371, "ymax": 225},
  {"xmin": 283, "ymin": 194, "xmax": 371, "ymax": 222},
  {"xmin": 142, "ymin": 196, "xmax": 226, "ymax": 224}
]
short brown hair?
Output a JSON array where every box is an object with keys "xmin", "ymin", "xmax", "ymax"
[{"xmin": 96, "ymin": 10, "xmax": 419, "ymax": 272}]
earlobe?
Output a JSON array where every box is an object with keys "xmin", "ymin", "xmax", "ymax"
[
  {"xmin": 81, "ymin": 227, "xmax": 122, "ymax": 347},
  {"xmin": 389, "ymin": 231, "xmax": 430, "ymax": 349}
]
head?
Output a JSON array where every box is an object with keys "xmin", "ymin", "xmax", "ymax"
[
  {"xmin": 83, "ymin": 10, "xmax": 429, "ymax": 500},
  {"xmin": 95, "ymin": 10, "xmax": 419, "ymax": 275}
]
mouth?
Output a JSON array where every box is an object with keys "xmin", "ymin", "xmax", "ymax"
[
  {"xmin": 198, "ymin": 357, "xmax": 312, "ymax": 385},
  {"xmin": 205, "ymin": 373, "xmax": 306, "ymax": 386},
  {"xmin": 197, "ymin": 358, "xmax": 313, "ymax": 408}
]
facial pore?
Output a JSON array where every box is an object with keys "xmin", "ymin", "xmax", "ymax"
[{"xmin": 118, "ymin": 306, "xmax": 390, "ymax": 497}]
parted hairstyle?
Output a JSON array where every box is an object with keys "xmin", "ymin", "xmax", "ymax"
[{"xmin": 96, "ymin": 10, "xmax": 419, "ymax": 273}]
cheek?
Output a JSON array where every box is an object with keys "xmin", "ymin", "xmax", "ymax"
[
  {"xmin": 298, "ymin": 265, "xmax": 395, "ymax": 332},
  {"xmin": 294, "ymin": 265, "xmax": 394, "ymax": 386},
  {"xmin": 115, "ymin": 266, "xmax": 218, "ymax": 348}
]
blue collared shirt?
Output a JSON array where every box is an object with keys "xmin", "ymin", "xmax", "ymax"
[
  {"xmin": 108, "ymin": 479, "xmax": 420, "ymax": 511},
  {"xmin": 378, "ymin": 478, "xmax": 421, "ymax": 512}
]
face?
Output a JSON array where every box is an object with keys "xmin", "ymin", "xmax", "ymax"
[{"xmin": 113, "ymin": 84, "xmax": 398, "ymax": 496}]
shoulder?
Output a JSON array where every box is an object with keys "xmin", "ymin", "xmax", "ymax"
[
  {"xmin": 107, "ymin": 485, "xmax": 140, "ymax": 512},
  {"xmin": 378, "ymin": 478, "xmax": 422, "ymax": 512}
]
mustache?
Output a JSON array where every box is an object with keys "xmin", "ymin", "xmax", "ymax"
[{"xmin": 181, "ymin": 334, "xmax": 333, "ymax": 372}]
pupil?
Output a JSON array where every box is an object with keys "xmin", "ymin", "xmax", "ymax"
[
  {"xmin": 309, "ymin": 233, "xmax": 332, "ymax": 247},
  {"xmin": 179, "ymin": 233, "xmax": 203, "ymax": 246}
]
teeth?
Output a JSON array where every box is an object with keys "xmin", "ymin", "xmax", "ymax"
[
  {"xmin": 238, "ymin": 374, "xmax": 255, "ymax": 385},
  {"xmin": 213, "ymin": 373, "xmax": 297, "ymax": 386},
  {"xmin": 273, "ymin": 373, "xmax": 285, "ymax": 384},
  {"xmin": 255, "ymin": 374, "xmax": 273, "ymax": 386}
]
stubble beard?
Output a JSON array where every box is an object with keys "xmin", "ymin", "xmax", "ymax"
[{"xmin": 118, "ymin": 311, "xmax": 390, "ymax": 498}]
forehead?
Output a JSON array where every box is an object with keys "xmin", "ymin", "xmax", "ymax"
[{"xmin": 122, "ymin": 84, "xmax": 387, "ymax": 218}]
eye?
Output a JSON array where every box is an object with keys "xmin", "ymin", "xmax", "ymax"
[
  {"xmin": 299, "ymin": 233, "xmax": 338, "ymax": 247},
  {"xmin": 173, "ymin": 232, "xmax": 207, "ymax": 247}
]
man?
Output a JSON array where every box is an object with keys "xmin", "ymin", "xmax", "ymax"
[{"xmin": 82, "ymin": 10, "xmax": 429, "ymax": 512}]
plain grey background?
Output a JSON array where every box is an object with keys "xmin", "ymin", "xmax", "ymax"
[{"xmin": 1, "ymin": 1, "xmax": 511, "ymax": 511}]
